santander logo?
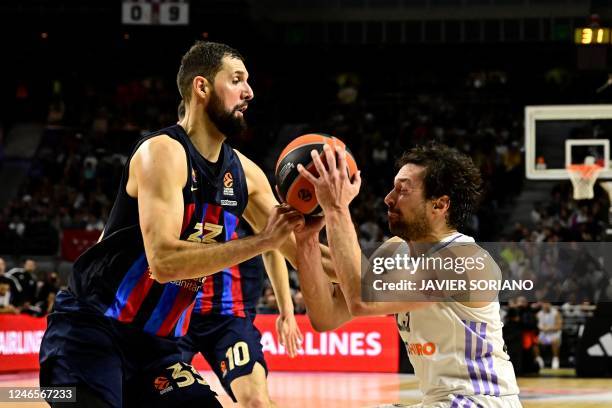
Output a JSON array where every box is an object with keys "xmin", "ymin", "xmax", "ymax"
[{"xmin": 406, "ymin": 342, "xmax": 437, "ymax": 356}]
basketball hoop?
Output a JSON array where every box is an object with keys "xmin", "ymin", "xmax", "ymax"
[{"xmin": 567, "ymin": 163, "xmax": 603, "ymax": 200}]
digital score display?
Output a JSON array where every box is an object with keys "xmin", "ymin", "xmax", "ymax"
[{"xmin": 575, "ymin": 28, "xmax": 611, "ymax": 45}]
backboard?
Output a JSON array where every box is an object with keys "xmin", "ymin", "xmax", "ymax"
[{"xmin": 525, "ymin": 105, "xmax": 612, "ymax": 180}]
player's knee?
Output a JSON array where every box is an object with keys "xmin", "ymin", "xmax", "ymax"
[
  {"xmin": 238, "ymin": 393, "xmax": 270, "ymax": 408},
  {"xmin": 233, "ymin": 381, "xmax": 271, "ymax": 408},
  {"xmin": 232, "ymin": 377, "xmax": 272, "ymax": 408}
]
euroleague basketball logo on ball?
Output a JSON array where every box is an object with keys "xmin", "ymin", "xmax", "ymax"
[
  {"xmin": 153, "ymin": 376, "xmax": 170, "ymax": 391},
  {"xmin": 275, "ymin": 133, "xmax": 358, "ymax": 215},
  {"xmin": 298, "ymin": 188, "xmax": 312, "ymax": 202}
]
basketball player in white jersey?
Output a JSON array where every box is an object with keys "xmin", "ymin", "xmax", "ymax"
[{"xmin": 293, "ymin": 143, "xmax": 522, "ymax": 407}]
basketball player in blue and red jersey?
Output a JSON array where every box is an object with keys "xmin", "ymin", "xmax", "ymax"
[
  {"xmin": 179, "ymin": 221, "xmax": 300, "ymax": 408},
  {"xmin": 176, "ymin": 99, "xmax": 303, "ymax": 408},
  {"xmin": 39, "ymin": 41, "xmax": 307, "ymax": 408}
]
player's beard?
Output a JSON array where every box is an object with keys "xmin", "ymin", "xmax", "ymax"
[
  {"xmin": 388, "ymin": 202, "xmax": 431, "ymax": 241},
  {"xmin": 206, "ymin": 90, "xmax": 247, "ymax": 139}
]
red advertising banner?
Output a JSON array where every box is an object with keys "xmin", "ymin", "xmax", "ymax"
[
  {"xmin": 0, "ymin": 314, "xmax": 46, "ymax": 372},
  {"xmin": 0, "ymin": 314, "xmax": 399, "ymax": 373},
  {"xmin": 61, "ymin": 229, "xmax": 102, "ymax": 261},
  {"xmin": 194, "ymin": 315, "xmax": 399, "ymax": 373}
]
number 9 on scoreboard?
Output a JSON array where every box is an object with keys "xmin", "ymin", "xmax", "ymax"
[{"xmin": 160, "ymin": 3, "xmax": 189, "ymax": 25}]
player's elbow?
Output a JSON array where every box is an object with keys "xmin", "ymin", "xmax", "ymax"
[
  {"xmin": 310, "ymin": 318, "xmax": 337, "ymax": 332},
  {"xmin": 307, "ymin": 312, "xmax": 342, "ymax": 332},
  {"xmin": 147, "ymin": 243, "xmax": 177, "ymax": 283},
  {"xmin": 148, "ymin": 262, "xmax": 173, "ymax": 284},
  {"xmin": 348, "ymin": 301, "xmax": 369, "ymax": 317}
]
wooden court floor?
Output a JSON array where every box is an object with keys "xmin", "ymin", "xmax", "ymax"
[{"xmin": 1, "ymin": 369, "xmax": 611, "ymax": 407}]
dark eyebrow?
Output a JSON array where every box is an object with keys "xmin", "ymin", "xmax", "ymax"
[{"xmin": 394, "ymin": 178, "xmax": 412, "ymax": 186}]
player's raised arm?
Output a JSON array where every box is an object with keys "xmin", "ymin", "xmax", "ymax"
[
  {"xmin": 293, "ymin": 216, "xmax": 353, "ymax": 332},
  {"xmin": 297, "ymin": 144, "xmax": 433, "ymax": 317},
  {"xmin": 131, "ymin": 136, "xmax": 302, "ymax": 283}
]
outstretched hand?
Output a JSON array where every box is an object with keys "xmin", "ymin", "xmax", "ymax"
[
  {"xmin": 261, "ymin": 204, "xmax": 304, "ymax": 250},
  {"xmin": 296, "ymin": 144, "xmax": 361, "ymax": 213},
  {"xmin": 276, "ymin": 314, "xmax": 303, "ymax": 358}
]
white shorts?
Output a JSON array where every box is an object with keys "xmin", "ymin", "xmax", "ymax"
[{"xmin": 539, "ymin": 331, "xmax": 561, "ymax": 345}]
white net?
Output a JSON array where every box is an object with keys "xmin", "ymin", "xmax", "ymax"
[{"xmin": 567, "ymin": 164, "xmax": 602, "ymax": 200}]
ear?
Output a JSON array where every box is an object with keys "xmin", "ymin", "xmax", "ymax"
[
  {"xmin": 432, "ymin": 196, "xmax": 450, "ymax": 212},
  {"xmin": 192, "ymin": 76, "xmax": 211, "ymax": 100}
]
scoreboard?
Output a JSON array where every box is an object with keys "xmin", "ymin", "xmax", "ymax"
[
  {"xmin": 575, "ymin": 28, "xmax": 611, "ymax": 45},
  {"xmin": 122, "ymin": 0, "xmax": 189, "ymax": 26}
]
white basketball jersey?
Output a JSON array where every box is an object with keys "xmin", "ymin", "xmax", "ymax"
[{"xmin": 395, "ymin": 233, "xmax": 520, "ymax": 404}]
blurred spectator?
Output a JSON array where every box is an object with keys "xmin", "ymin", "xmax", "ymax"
[
  {"xmin": 6, "ymin": 259, "xmax": 38, "ymax": 307},
  {"xmin": 257, "ymin": 287, "xmax": 280, "ymax": 315},
  {"xmin": 535, "ymin": 302, "xmax": 563, "ymax": 370},
  {"xmin": 515, "ymin": 296, "xmax": 541, "ymax": 374},
  {"xmin": 0, "ymin": 281, "xmax": 18, "ymax": 314},
  {"xmin": 293, "ymin": 291, "xmax": 306, "ymax": 315},
  {"xmin": 36, "ymin": 271, "xmax": 60, "ymax": 305},
  {"xmin": 502, "ymin": 307, "xmax": 523, "ymax": 375},
  {"xmin": 0, "ymin": 257, "xmax": 20, "ymax": 302}
]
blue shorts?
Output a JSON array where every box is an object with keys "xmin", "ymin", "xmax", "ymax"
[
  {"xmin": 39, "ymin": 294, "xmax": 220, "ymax": 408},
  {"xmin": 178, "ymin": 312, "xmax": 267, "ymax": 402}
]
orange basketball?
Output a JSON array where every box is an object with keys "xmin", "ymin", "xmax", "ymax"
[{"xmin": 275, "ymin": 133, "xmax": 358, "ymax": 215}]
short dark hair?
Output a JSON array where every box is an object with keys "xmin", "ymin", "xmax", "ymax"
[
  {"xmin": 176, "ymin": 41, "xmax": 244, "ymax": 101},
  {"xmin": 396, "ymin": 144, "xmax": 482, "ymax": 229}
]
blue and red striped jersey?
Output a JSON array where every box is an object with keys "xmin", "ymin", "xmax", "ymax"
[
  {"xmin": 192, "ymin": 219, "xmax": 264, "ymax": 319},
  {"xmin": 62, "ymin": 124, "xmax": 249, "ymax": 338}
]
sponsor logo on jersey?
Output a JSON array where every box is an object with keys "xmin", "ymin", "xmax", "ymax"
[
  {"xmin": 406, "ymin": 342, "xmax": 436, "ymax": 356},
  {"xmin": 223, "ymin": 172, "xmax": 234, "ymax": 196},
  {"xmin": 221, "ymin": 199, "xmax": 238, "ymax": 207},
  {"xmin": 154, "ymin": 376, "xmax": 173, "ymax": 394},
  {"xmin": 397, "ymin": 312, "xmax": 410, "ymax": 333},
  {"xmin": 168, "ymin": 278, "xmax": 203, "ymax": 293}
]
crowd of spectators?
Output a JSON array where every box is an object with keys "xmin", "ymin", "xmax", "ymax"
[
  {"xmin": 0, "ymin": 257, "xmax": 59, "ymax": 316},
  {"xmin": 0, "ymin": 56, "xmax": 608, "ymax": 365},
  {"xmin": 0, "ymin": 65, "xmax": 531, "ymax": 318}
]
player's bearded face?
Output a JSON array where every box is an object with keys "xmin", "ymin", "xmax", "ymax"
[
  {"xmin": 386, "ymin": 164, "xmax": 432, "ymax": 241},
  {"xmin": 388, "ymin": 199, "xmax": 431, "ymax": 241},
  {"xmin": 206, "ymin": 89, "xmax": 247, "ymax": 139}
]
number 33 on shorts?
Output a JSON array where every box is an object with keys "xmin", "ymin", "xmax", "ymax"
[
  {"xmin": 221, "ymin": 341, "xmax": 251, "ymax": 377},
  {"xmin": 165, "ymin": 362, "xmax": 208, "ymax": 388}
]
